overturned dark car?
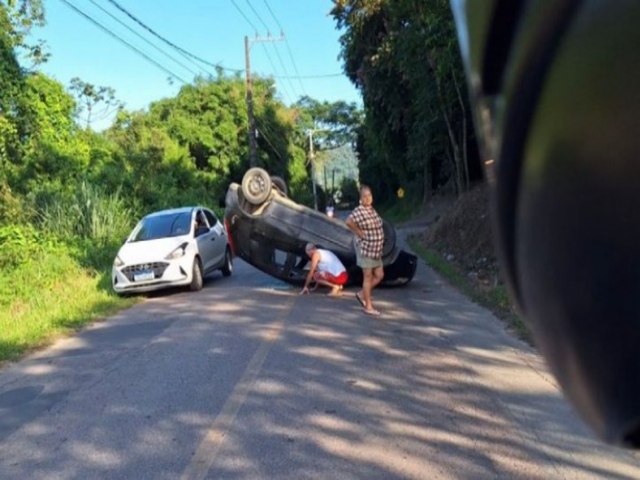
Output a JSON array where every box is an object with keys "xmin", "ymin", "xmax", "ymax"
[{"xmin": 223, "ymin": 167, "xmax": 417, "ymax": 287}]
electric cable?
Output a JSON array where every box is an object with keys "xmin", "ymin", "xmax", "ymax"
[
  {"xmin": 254, "ymin": 118, "xmax": 284, "ymax": 161},
  {"xmin": 87, "ymin": 0, "xmax": 203, "ymax": 77},
  {"xmin": 262, "ymin": 0, "xmax": 307, "ymax": 95},
  {"xmin": 59, "ymin": 0, "xmax": 188, "ymax": 84},
  {"xmin": 230, "ymin": 0, "xmax": 260, "ymax": 34},
  {"xmin": 270, "ymin": 43, "xmax": 300, "ymax": 100},
  {"xmin": 106, "ymin": 0, "xmax": 241, "ymax": 72},
  {"xmin": 272, "ymin": 73, "xmax": 343, "ymax": 79},
  {"xmin": 259, "ymin": 44, "xmax": 294, "ymax": 104},
  {"xmin": 244, "ymin": 0, "xmax": 271, "ymax": 33}
]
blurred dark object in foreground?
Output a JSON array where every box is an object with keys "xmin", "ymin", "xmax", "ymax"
[{"xmin": 451, "ymin": 0, "xmax": 640, "ymax": 446}]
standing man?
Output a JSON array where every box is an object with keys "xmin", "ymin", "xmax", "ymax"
[
  {"xmin": 300, "ymin": 244, "xmax": 348, "ymax": 296},
  {"xmin": 346, "ymin": 185, "xmax": 384, "ymax": 316}
]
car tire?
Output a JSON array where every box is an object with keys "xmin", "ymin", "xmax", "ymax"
[
  {"xmin": 189, "ymin": 258, "xmax": 204, "ymax": 291},
  {"xmin": 271, "ymin": 175, "xmax": 288, "ymax": 196},
  {"xmin": 221, "ymin": 248, "xmax": 233, "ymax": 277},
  {"xmin": 241, "ymin": 167, "xmax": 272, "ymax": 205},
  {"xmin": 382, "ymin": 219, "xmax": 396, "ymax": 257}
]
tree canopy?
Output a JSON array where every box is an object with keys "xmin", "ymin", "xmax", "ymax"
[{"xmin": 331, "ymin": 0, "xmax": 481, "ymax": 202}]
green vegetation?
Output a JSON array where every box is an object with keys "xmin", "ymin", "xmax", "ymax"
[
  {"xmin": 409, "ymin": 240, "xmax": 530, "ymax": 342},
  {"xmin": 0, "ymin": 225, "xmax": 136, "ymax": 362},
  {"xmin": 0, "ymin": 1, "xmax": 493, "ymax": 361},
  {"xmin": 380, "ymin": 191, "xmax": 426, "ymax": 224},
  {"xmin": 331, "ymin": 0, "xmax": 481, "ymax": 204},
  {"xmin": 0, "ymin": 1, "xmax": 366, "ymax": 362}
]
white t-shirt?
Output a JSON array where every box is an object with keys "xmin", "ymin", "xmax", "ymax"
[{"xmin": 317, "ymin": 249, "xmax": 346, "ymax": 276}]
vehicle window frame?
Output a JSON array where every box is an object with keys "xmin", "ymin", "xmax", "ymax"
[
  {"xmin": 194, "ymin": 209, "xmax": 210, "ymax": 237},
  {"xmin": 203, "ymin": 209, "xmax": 218, "ymax": 227}
]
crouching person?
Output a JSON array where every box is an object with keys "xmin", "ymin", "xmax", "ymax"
[{"xmin": 300, "ymin": 243, "xmax": 348, "ymax": 296}]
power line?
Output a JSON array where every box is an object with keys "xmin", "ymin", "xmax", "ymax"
[
  {"xmin": 272, "ymin": 73, "xmax": 344, "ymax": 79},
  {"xmin": 105, "ymin": 0, "xmax": 239, "ymax": 73},
  {"xmin": 260, "ymin": 43, "xmax": 294, "ymax": 103},
  {"xmin": 59, "ymin": 0, "xmax": 188, "ymax": 84},
  {"xmin": 231, "ymin": 0, "xmax": 299, "ymax": 101},
  {"xmin": 261, "ymin": 0, "xmax": 307, "ymax": 95},
  {"xmin": 230, "ymin": 0, "xmax": 259, "ymax": 34},
  {"xmin": 270, "ymin": 43, "xmax": 300, "ymax": 100},
  {"xmin": 244, "ymin": 0, "xmax": 271, "ymax": 33},
  {"xmin": 282, "ymin": 36, "xmax": 307, "ymax": 95},
  {"xmin": 261, "ymin": 0, "xmax": 283, "ymax": 32},
  {"xmin": 87, "ymin": 0, "xmax": 203, "ymax": 78},
  {"xmin": 254, "ymin": 118, "xmax": 283, "ymax": 161}
]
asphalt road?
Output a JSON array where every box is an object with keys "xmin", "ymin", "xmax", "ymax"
[{"xmin": 1, "ymin": 243, "xmax": 639, "ymax": 479}]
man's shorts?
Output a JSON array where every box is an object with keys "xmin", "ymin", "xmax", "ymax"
[{"xmin": 313, "ymin": 270, "xmax": 348, "ymax": 285}]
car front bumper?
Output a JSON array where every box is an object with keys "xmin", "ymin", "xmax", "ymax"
[{"xmin": 112, "ymin": 256, "xmax": 194, "ymax": 293}]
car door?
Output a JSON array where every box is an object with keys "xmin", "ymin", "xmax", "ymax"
[
  {"xmin": 203, "ymin": 208, "xmax": 226, "ymax": 268},
  {"xmin": 194, "ymin": 209, "xmax": 218, "ymax": 274}
]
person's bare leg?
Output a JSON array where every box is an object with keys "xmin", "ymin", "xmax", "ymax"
[
  {"xmin": 327, "ymin": 285, "xmax": 341, "ymax": 296},
  {"xmin": 362, "ymin": 268, "xmax": 374, "ymax": 310},
  {"xmin": 315, "ymin": 278, "xmax": 341, "ymax": 295},
  {"xmin": 371, "ymin": 266, "xmax": 384, "ymax": 289}
]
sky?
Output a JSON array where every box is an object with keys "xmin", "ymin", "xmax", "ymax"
[{"xmin": 31, "ymin": 0, "xmax": 362, "ymax": 129}]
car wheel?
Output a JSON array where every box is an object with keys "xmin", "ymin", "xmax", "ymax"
[
  {"xmin": 221, "ymin": 248, "xmax": 233, "ymax": 277},
  {"xmin": 382, "ymin": 219, "xmax": 396, "ymax": 257},
  {"xmin": 241, "ymin": 167, "xmax": 272, "ymax": 205},
  {"xmin": 189, "ymin": 258, "xmax": 203, "ymax": 291},
  {"xmin": 271, "ymin": 175, "xmax": 288, "ymax": 196}
]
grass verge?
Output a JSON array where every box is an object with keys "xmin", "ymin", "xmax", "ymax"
[
  {"xmin": 408, "ymin": 238, "xmax": 531, "ymax": 343},
  {"xmin": 0, "ymin": 251, "xmax": 137, "ymax": 364}
]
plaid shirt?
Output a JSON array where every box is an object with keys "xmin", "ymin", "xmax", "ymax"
[{"xmin": 348, "ymin": 205, "xmax": 384, "ymax": 259}]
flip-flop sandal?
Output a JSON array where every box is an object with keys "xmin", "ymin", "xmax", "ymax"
[
  {"xmin": 355, "ymin": 292, "xmax": 365, "ymax": 308},
  {"xmin": 362, "ymin": 308, "xmax": 381, "ymax": 316}
]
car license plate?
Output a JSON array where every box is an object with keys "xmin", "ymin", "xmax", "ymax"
[{"xmin": 134, "ymin": 270, "xmax": 154, "ymax": 282}]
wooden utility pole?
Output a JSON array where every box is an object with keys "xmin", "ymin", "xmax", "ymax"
[
  {"xmin": 244, "ymin": 34, "xmax": 285, "ymax": 167},
  {"xmin": 244, "ymin": 35, "xmax": 258, "ymax": 167},
  {"xmin": 308, "ymin": 130, "xmax": 318, "ymax": 210},
  {"xmin": 306, "ymin": 126, "xmax": 329, "ymax": 211}
]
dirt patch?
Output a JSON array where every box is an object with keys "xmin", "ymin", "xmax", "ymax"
[{"xmin": 421, "ymin": 185, "xmax": 499, "ymax": 287}]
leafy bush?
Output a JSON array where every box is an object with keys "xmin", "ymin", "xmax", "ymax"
[{"xmin": 0, "ymin": 224, "xmax": 65, "ymax": 271}]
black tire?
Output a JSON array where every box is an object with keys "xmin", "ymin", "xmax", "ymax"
[
  {"xmin": 382, "ymin": 219, "xmax": 396, "ymax": 257},
  {"xmin": 221, "ymin": 248, "xmax": 233, "ymax": 277},
  {"xmin": 189, "ymin": 258, "xmax": 203, "ymax": 291},
  {"xmin": 271, "ymin": 175, "xmax": 288, "ymax": 196},
  {"xmin": 241, "ymin": 167, "xmax": 272, "ymax": 205}
]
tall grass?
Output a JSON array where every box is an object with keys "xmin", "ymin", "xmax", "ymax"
[
  {"xmin": 37, "ymin": 181, "xmax": 135, "ymax": 270},
  {"xmin": 1, "ymin": 183, "xmax": 139, "ymax": 363},
  {"xmin": 0, "ymin": 225, "xmax": 136, "ymax": 362}
]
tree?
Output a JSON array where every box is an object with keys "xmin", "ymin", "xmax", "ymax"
[
  {"xmin": 330, "ymin": 0, "xmax": 479, "ymax": 202},
  {"xmin": 69, "ymin": 77, "xmax": 123, "ymax": 129}
]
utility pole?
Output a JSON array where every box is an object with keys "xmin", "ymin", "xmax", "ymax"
[
  {"xmin": 244, "ymin": 35, "xmax": 257, "ymax": 167},
  {"xmin": 307, "ymin": 126, "xmax": 329, "ymax": 211},
  {"xmin": 244, "ymin": 33, "xmax": 285, "ymax": 167},
  {"xmin": 308, "ymin": 130, "xmax": 318, "ymax": 210}
]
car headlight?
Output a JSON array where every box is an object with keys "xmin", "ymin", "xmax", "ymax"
[
  {"xmin": 166, "ymin": 242, "xmax": 188, "ymax": 260},
  {"xmin": 113, "ymin": 255, "xmax": 124, "ymax": 267}
]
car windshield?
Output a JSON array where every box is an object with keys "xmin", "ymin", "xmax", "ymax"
[{"xmin": 130, "ymin": 212, "xmax": 192, "ymax": 242}]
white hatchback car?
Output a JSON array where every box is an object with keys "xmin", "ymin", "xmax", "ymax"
[{"xmin": 112, "ymin": 206, "xmax": 232, "ymax": 294}]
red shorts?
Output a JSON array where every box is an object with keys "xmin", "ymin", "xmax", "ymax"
[{"xmin": 313, "ymin": 270, "xmax": 348, "ymax": 285}]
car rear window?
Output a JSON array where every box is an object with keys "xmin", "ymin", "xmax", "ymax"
[{"xmin": 131, "ymin": 212, "xmax": 192, "ymax": 241}]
